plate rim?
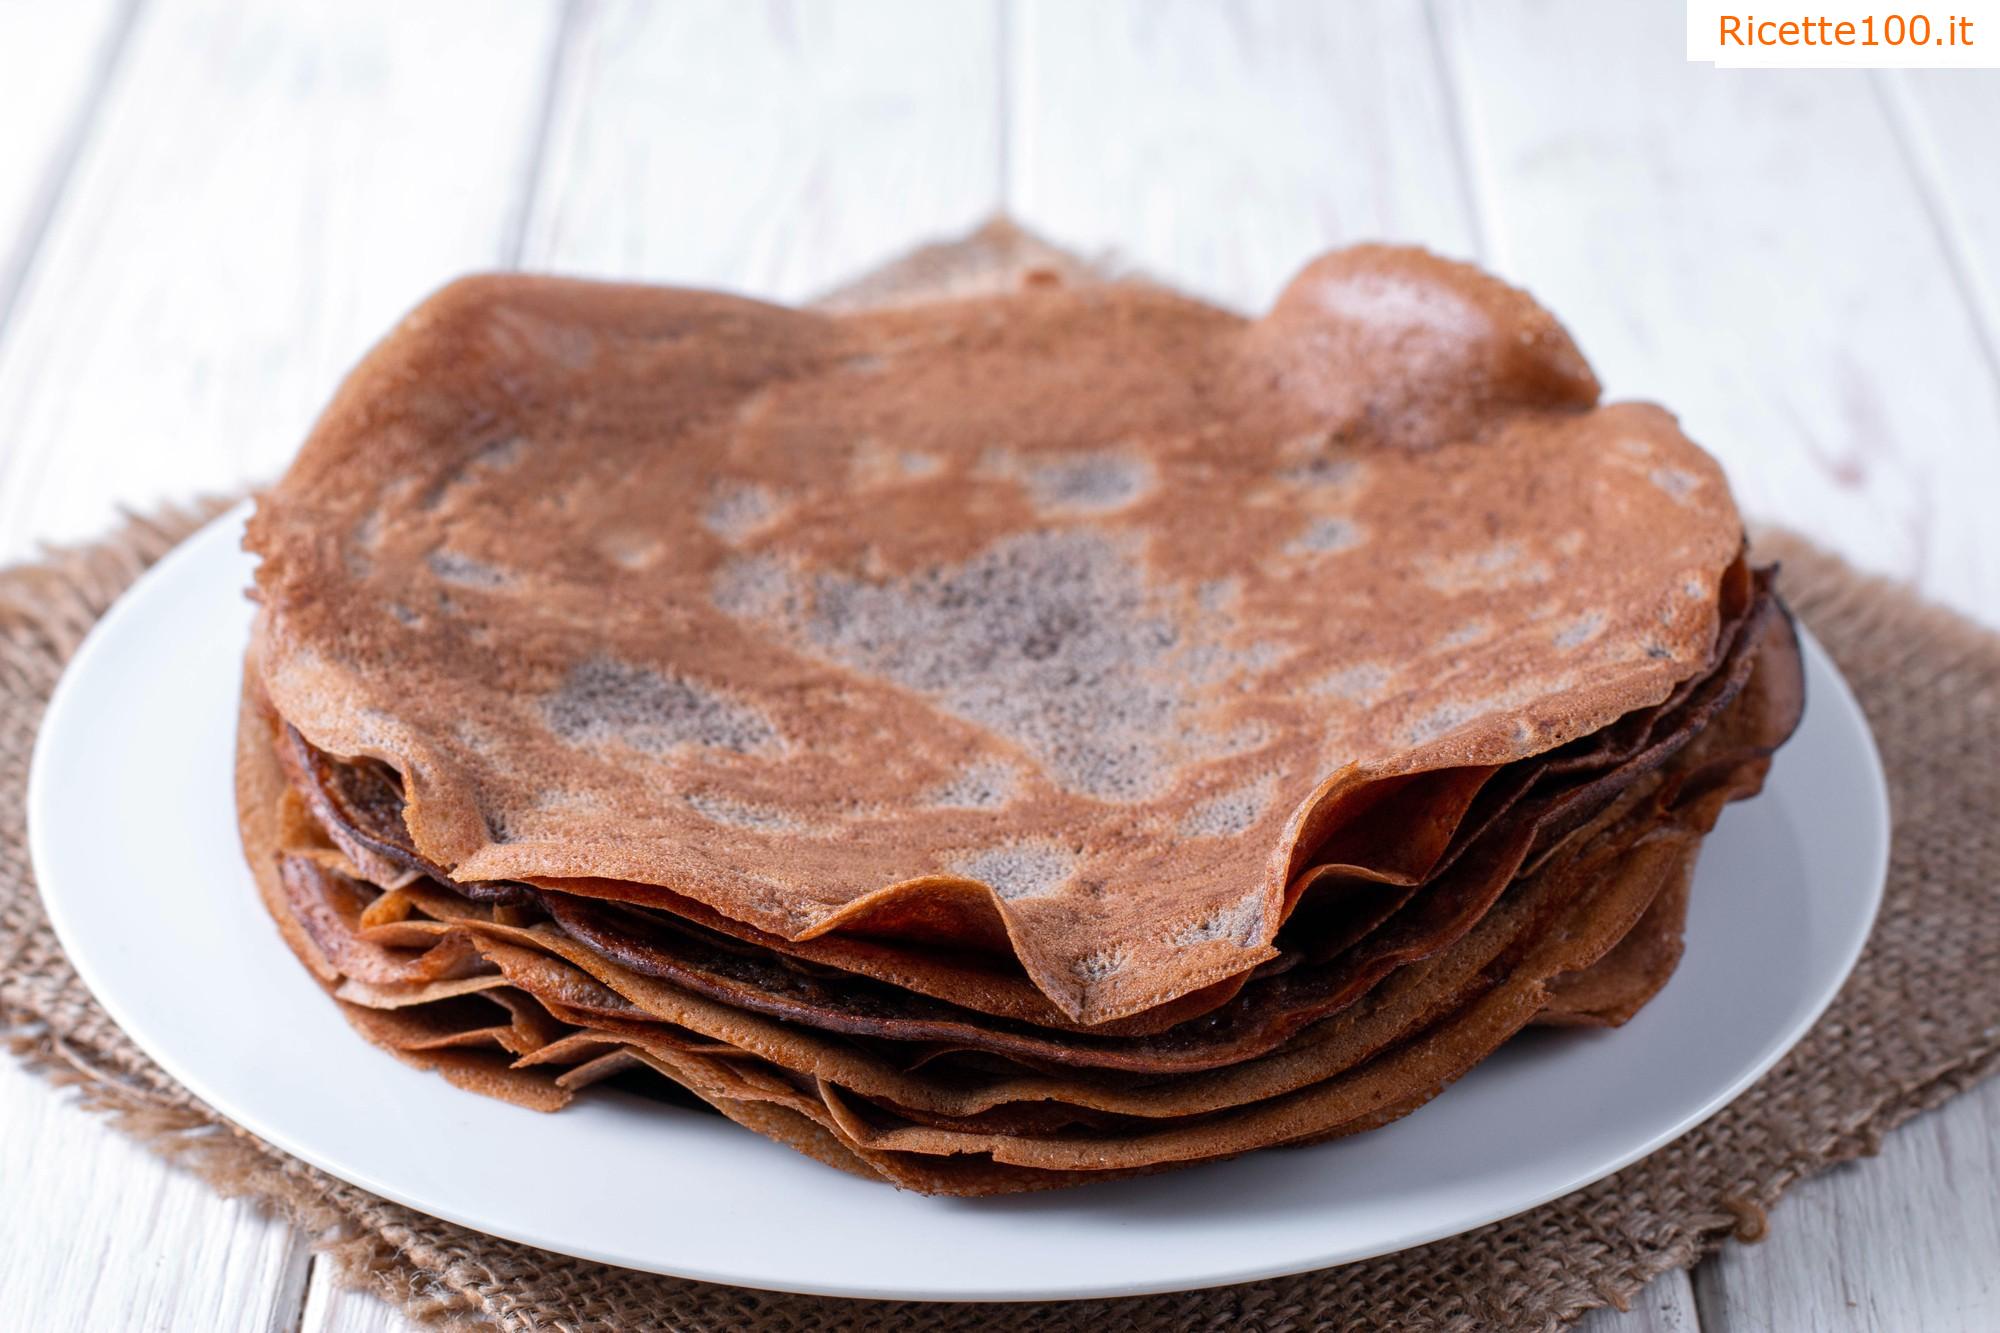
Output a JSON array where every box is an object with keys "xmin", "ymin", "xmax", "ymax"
[{"xmin": 27, "ymin": 501, "xmax": 1892, "ymax": 1302}]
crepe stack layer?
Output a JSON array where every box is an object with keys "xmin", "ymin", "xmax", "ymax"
[{"xmin": 236, "ymin": 246, "xmax": 1805, "ymax": 1194}]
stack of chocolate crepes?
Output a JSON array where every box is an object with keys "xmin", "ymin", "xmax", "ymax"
[{"xmin": 237, "ymin": 246, "xmax": 1805, "ymax": 1194}]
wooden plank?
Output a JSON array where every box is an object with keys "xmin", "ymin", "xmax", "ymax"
[
  {"xmin": 0, "ymin": 3, "xmax": 560, "ymax": 1321},
  {"xmin": 0, "ymin": 1057, "xmax": 313, "ymax": 1332},
  {"xmin": 1878, "ymin": 70, "xmax": 2000, "ymax": 382},
  {"xmin": 1693, "ymin": 1082, "xmax": 2000, "ymax": 1332},
  {"xmin": 1008, "ymin": 0, "xmax": 1479, "ymax": 313},
  {"xmin": 1579, "ymin": 1268, "xmax": 1703, "ymax": 1333},
  {"xmin": 299, "ymin": 1259, "xmax": 409, "ymax": 1333},
  {"xmin": 1440, "ymin": 0, "xmax": 2000, "ymax": 626},
  {"xmin": 0, "ymin": 0, "xmax": 565, "ymax": 563},
  {"xmin": 0, "ymin": 0, "xmax": 135, "ymax": 334},
  {"xmin": 519, "ymin": 0, "xmax": 1002, "ymax": 299},
  {"xmin": 0, "ymin": 3, "xmax": 325, "ymax": 1327}
]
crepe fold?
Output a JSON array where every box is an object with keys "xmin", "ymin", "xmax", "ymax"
[{"xmin": 237, "ymin": 246, "xmax": 1805, "ymax": 1193}]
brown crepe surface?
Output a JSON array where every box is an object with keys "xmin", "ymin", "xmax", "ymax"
[{"xmin": 246, "ymin": 246, "xmax": 1743, "ymax": 1023}]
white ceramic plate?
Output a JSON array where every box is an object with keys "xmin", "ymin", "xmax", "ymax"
[{"xmin": 30, "ymin": 502, "xmax": 1889, "ymax": 1302}]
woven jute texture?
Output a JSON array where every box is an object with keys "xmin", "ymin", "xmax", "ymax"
[{"xmin": 4, "ymin": 227, "xmax": 1999, "ymax": 1331}]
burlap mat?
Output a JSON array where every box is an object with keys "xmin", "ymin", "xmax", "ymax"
[{"xmin": 4, "ymin": 226, "xmax": 1998, "ymax": 1331}]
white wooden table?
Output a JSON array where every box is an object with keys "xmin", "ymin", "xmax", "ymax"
[{"xmin": 2, "ymin": 3, "xmax": 1995, "ymax": 1329}]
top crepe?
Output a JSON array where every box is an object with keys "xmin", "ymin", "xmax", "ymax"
[{"xmin": 246, "ymin": 246, "xmax": 1743, "ymax": 1025}]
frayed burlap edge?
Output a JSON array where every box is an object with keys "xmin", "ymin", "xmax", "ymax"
[{"xmin": 4, "ymin": 228, "xmax": 1997, "ymax": 1331}]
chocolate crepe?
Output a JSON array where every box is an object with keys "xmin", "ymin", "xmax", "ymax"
[{"xmin": 235, "ymin": 244, "xmax": 1803, "ymax": 1193}]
